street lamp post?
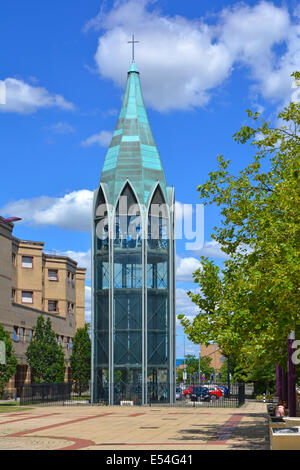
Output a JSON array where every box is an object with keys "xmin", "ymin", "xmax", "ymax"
[
  {"xmin": 198, "ymin": 345, "xmax": 201, "ymax": 385},
  {"xmin": 183, "ymin": 336, "xmax": 186, "ymax": 385}
]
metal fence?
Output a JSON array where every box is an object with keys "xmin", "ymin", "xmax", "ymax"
[
  {"xmin": 20, "ymin": 382, "xmax": 92, "ymax": 406},
  {"xmin": 173, "ymin": 383, "xmax": 245, "ymax": 408},
  {"xmin": 18, "ymin": 381, "xmax": 245, "ymax": 407}
]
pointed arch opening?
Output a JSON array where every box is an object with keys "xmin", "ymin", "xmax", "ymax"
[
  {"xmin": 114, "ymin": 182, "xmax": 142, "ymax": 249},
  {"xmin": 148, "ymin": 184, "xmax": 169, "ymax": 250},
  {"xmin": 94, "ymin": 185, "xmax": 109, "ymax": 252}
]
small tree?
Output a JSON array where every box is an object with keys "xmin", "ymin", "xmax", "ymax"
[
  {"xmin": 0, "ymin": 324, "xmax": 17, "ymax": 398},
  {"xmin": 70, "ymin": 324, "xmax": 91, "ymax": 394},
  {"xmin": 26, "ymin": 315, "xmax": 65, "ymax": 383},
  {"xmin": 177, "ymin": 354, "xmax": 214, "ymax": 384}
]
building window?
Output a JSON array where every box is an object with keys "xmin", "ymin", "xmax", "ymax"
[
  {"xmin": 67, "ymin": 337, "xmax": 73, "ymax": 350},
  {"xmin": 13, "ymin": 326, "xmax": 19, "ymax": 342},
  {"xmin": 22, "ymin": 256, "xmax": 33, "ymax": 268},
  {"xmin": 12, "ymin": 253, "xmax": 16, "ymax": 265},
  {"xmin": 67, "ymin": 302, "xmax": 74, "ymax": 314},
  {"xmin": 48, "ymin": 269, "xmax": 58, "ymax": 281},
  {"xmin": 60, "ymin": 336, "xmax": 64, "ymax": 347},
  {"xmin": 48, "ymin": 300, "xmax": 58, "ymax": 313},
  {"xmin": 19, "ymin": 328, "xmax": 25, "ymax": 343},
  {"xmin": 11, "ymin": 289, "xmax": 15, "ymax": 302},
  {"xmin": 21, "ymin": 291, "xmax": 33, "ymax": 304},
  {"xmin": 28, "ymin": 330, "xmax": 33, "ymax": 342}
]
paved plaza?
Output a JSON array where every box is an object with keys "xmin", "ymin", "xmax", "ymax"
[{"xmin": 0, "ymin": 400, "xmax": 269, "ymax": 450}]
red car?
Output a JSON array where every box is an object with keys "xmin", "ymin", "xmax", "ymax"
[
  {"xmin": 183, "ymin": 385, "xmax": 223, "ymax": 399},
  {"xmin": 182, "ymin": 386, "xmax": 197, "ymax": 399},
  {"xmin": 205, "ymin": 386, "xmax": 223, "ymax": 399}
]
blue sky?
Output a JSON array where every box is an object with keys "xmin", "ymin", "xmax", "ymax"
[{"xmin": 0, "ymin": 0, "xmax": 299, "ymax": 357}]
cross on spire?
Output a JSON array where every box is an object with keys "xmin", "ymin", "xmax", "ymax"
[{"xmin": 128, "ymin": 35, "xmax": 139, "ymax": 62}]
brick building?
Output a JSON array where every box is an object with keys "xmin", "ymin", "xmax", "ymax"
[{"xmin": 0, "ymin": 217, "xmax": 86, "ymax": 396}]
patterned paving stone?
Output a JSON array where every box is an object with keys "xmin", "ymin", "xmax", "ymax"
[{"xmin": 0, "ymin": 400, "xmax": 269, "ymax": 450}]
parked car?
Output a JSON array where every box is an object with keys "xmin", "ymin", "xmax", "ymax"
[
  {"xmin": 176, "ymin": 387, "xmax": 182, "ymax": 400},
  {"xmin": 183, "ymin": 386, "xmax": 198, "ymax": 399},
  {"xmin": 202, "ymin": 385, "xmax": 223, "ymax": 400},
  {"xmin": 190, "ymin": 386, "xmax": 211, "ymax": 402},
  {"xmin": 217, "ymin": 386, "xmax": 230, "ymax": 398}
]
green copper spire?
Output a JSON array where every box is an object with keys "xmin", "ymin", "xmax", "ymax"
[{"xmin": 100, "ymin": 62, "xmax": 167, "ymax": 205}]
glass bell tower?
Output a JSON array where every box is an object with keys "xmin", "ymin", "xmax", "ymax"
[{"xmin": 92, "ymin": 61, "xmax": 175, "ymax": 405}]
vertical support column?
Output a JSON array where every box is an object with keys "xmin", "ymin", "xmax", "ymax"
[
  {"xmin": 91, "ymin": 245, "xmax": 95, "ymax": 403},
  {"xmin": 168, "ymin": 193, "xmax": 176, "ymax": 404},
  {"xmin": 142, "ymin": 210, "xmax": 146, "ymax": 405},
  {"xmin": 172, "ymin": 207, "xmax": 176, "ymax": 403},
  {"xmin": 108, "ymin": 211, "xmax": 114, "ymax": 406},
  {"xmin": 288, "ymin": 331, "xmax": 296, "ymax": 417},
  {"xmin": 91, "ymin": 189, "xmax": 97, "ymax": 404}
]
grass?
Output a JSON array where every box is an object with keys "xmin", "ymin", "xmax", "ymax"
[{"xmin": 0, "ymin": 403, "xmax": 33, "ymax": 413}]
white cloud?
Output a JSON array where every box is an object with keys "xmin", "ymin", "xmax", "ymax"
[
  {"xmin": 0, "ymin": 78, "xmax": 74, "ymax": 113},
  {"xmin": 176, "ymin": 287, "xmax": 199, "ymax": 320},
  {"xmin": 176, "ymin": 255, "xmax": 201, "ymax": 282},
  {"xmin": 81, "ymin": 130, "xmax": 113, "ymax": 147},
  {"xmin": 48, "ymin": 122, "xmax": 75, "ymax": 134},
  {"xmin": 85, "ymin": 0, "xmax": 299, "ymax": 112},
  {"xmin": 0, "ymin": 190, "xmax": 93, "ymax": 232},
  {"xmin": 62, "ymin": 250, "xmax": 91, "ymax": 281},
  {"xmin": 219, "ymin": 2, "xmax": 298, "ymax": 103},
  {"xmin": 191, "ymin": 239, "xmax": 253, "ymax": 258},
  {"xmin": 194, "ymin": 239, "xmax": 228, "ymax": 259},
  {"xmin": 1, "ymin": 189, "xmax": 195, "ymax": 237},
  {"xmin": 85, "ymin": 285, "xmax": 91, "ymax": 324}
]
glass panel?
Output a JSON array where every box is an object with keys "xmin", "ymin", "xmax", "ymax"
[
  {"xmin": 13, "ymin": 327, "xmax": 19, "ymax": 342},
  {"xmin": 19, "ymin": 328, "xmax": 24, "ymax": 343},
  {"xmin": 147, "ymin": 186, "xmax": 170, "ymax": 402},
  {"xmin": 95, "ymin": 368, "xmax": 109, "ymax": 402},
  {"xmin": 147, "ymin": 368, "xmax": 169, "ymax": 403},
  {"xmin": 48, "ymin": 300, "xmax": 58, "ymax": 312},
  {"xmin": 48, "ymin": 270, "xmax": 58, "ymax": 281},
  {"xmin": 93, "ymin": 187, "xmax": 110, "ymax": 403},
  {"xmin": 22, "ymin": 256, "xmax": 33, "ymax": 268},
  {"xmin": 22, "ymin": 291, "xmax": 33, "ymax": 303},
  {"xmin": 113, "ymin": 184, "xmax": 143, "ymax": 392},
  {"xmin": 113, "ymin": 368, "xmax": 143, "ymax": 405}
]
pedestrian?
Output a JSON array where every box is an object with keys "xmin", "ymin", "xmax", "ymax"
[{"xmin": 275, "ymin": 400, "xmax": 286, "ymax": 417}]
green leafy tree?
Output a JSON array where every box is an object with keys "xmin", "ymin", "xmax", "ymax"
[
  {"xmin": 177, "ymin": 354, "xmax": 214, "ymax": 384},
  {"xmin": 26, "ymin": 316, "xmax": 65, "ymax": 383},
  {"xmin": 0, "ymin": 324, "xmax": 17, "ymax": 398},
  {"xmin": 70, "ymin": 323, "xmax": 91, "ymax": 394},
  {"xmin": 227, "ymin": 354, "xmax": 275, "ymax": 393},
  {"xmin": 179, "ymin": 72, "xmax": 300, "ymax": 372},
  {"xmin": 219, "ymin": 358, "xmax": 230, "ymax": 383}
]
